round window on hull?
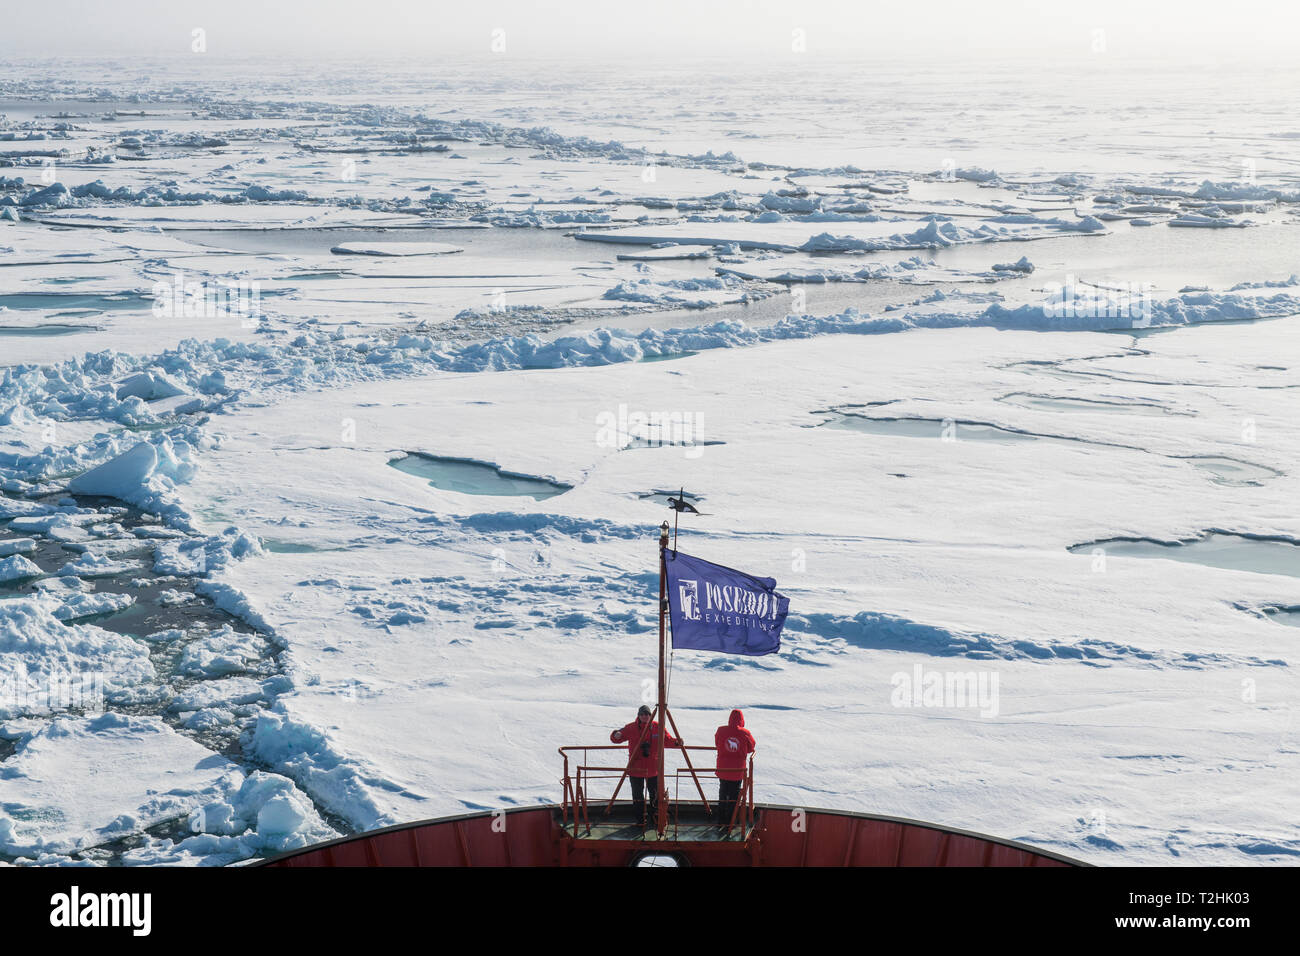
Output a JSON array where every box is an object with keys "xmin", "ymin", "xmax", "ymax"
[{"xmin": 631, "ymin": 852, "xmax": 689, "ymax": 867}]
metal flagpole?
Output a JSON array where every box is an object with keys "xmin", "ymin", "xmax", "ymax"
[
  {"xmin": 656, "ymin": 520, "xmax": 669, "ymax": 835},
  {"xmin": 658, "ymin": 521, "xmax": 711, "ymax": 825},
  {"xmin": 673, "ymin": 487, "xmax": 682, "ymax": 550}
]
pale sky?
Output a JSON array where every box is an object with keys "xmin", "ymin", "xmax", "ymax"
[{"xmin": 1, "ymin": 0, "xmax": 1297, "ymax": 62}]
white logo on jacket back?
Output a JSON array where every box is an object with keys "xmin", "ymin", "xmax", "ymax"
[{"xmin": 725, "ymin": 736, "xmax": 740, "ymax": 753}]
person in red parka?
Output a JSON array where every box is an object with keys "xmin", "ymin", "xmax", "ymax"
[
  {"xmin": 714, "ymin": 709, "xmax": 755, "ymax": 827},
  {"xmin": 611, "ymin": 704, "xmax": 680, "ymax": 827}
]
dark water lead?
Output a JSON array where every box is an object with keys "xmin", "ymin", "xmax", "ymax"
[
  {"xmin": 1263, "ymin": 606, "xmax": 1300, "ymax": 628},
  {"xmin": 0, "ymin": 292, "xmax": 153, "ymax": 312},
  {"xmin": 1070, "ymin": 533, "xmax": 1300, "ymax": 578},
  {"xmin": 818, "ymin": 412, "xmax": 1037, "ymax": 444},
  {"xmin": 0, "ymin": 324, "xmax": 101, "ymax": 336},
  {"xmin": 388, "ymin": 452, "xmax": 572, "ymax": 500},
  {"xmin": 0, "ymin": 491, "xmax": 343, "ymax": 863},
  {"xmin": 0, "ymin": 494, "xmax": 259, "ymax": 640},
  {"xmin": 639, "ymin": 351, "xmax": 699, "ymax": 363},
  {"xmin": 817, "ymin": 412, "xmax": 1281, "ymax": 485},
  {"xmin": 260, "ymin": 538, "xmax": 349, "ymax": 554},
  {"xmin": 272, "ymin": 271, "xmax": 352, "ymax": 281},
  {"xmin": 996, "ymin": 392, "xmax": 1181, "ymax": 416},
  {"xmin": 1176, "ymin": 456, "xmax": 1282, "ymax": 487}
]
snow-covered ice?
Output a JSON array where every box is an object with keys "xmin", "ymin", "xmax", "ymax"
[
  {"xmin": 0, "ymin": 713, "xmax": 332, "ymax": 863},
  {"xmin": 2, "ymin": 50, "xmax": 1298, "ymax": 868}
]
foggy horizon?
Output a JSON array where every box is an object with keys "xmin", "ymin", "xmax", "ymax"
[{"xmin": 3, "ymin": 0, "xmax": 1299, "ymax": 64}]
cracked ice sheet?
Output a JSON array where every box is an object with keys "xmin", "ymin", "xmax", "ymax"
[
  {"xmin": 0, "ymin": 713, "xmax": 242, "ymax": 858},
  {"xmin": 3, "ymin": 220, "xmax": 744, "ymax": 362},
  {"xmin": 0, "ymin": 713, "xmax": 338, "ymax": 865},
  {"xmin": 32, "ymin": 204, "xmax": 419, "ymax": 230},
  {"xmin": 6, "ymin": 58, "xmax": 1294, "ymax": 181},
  {"xmin": 1043, "ymin": 318, "xmax": 1300, "ymax": 391},
  {"xmin": 21, "ymin": 131, "xmax": 743, "ymax": 215},
  {"xmin": 187, "ymin": 322, "xmax": 1300, "ymax": 863},
  {"xmin": 572, "ymin": 214, "xmax": 1102, "ymax": 252},
  {"xmin": 0, "ymin": 224, "xmax": 265, "ymax": 366},
  {"xmin": 247, "ymin": 255, "xmax": 697, "ymax": 328}
]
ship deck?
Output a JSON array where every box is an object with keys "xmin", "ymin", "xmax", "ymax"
[{"xmin": 559, "ymin": 802, "xmax": 754, "ymax": 844}]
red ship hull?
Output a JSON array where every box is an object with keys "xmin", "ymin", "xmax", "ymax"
[{"xmin": 261, "ymin": 804, "xmax": 1082, "ymax": 867}]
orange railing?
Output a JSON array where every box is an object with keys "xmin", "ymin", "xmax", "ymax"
[{"xmin": 558, "ymin": 744, "xmax": 755, "ymax": 838}]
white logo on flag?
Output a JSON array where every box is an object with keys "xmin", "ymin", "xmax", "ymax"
[{"xmin": 679, "ymin": 580, "xmax": 700, "ymax": 621}]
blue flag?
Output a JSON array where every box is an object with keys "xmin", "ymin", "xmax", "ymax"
[{"xmin": 665, "ymin": 550, "xmax": 789, "ymax": 656}]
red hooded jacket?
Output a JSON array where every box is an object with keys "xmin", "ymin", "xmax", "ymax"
[
  {"xmin": 714, "ymin": 710, "xmax": 756, "ymax": 781},
  {"xmin": 611, "ymin": 718, "xmax": 679, "ymax": 778}
]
